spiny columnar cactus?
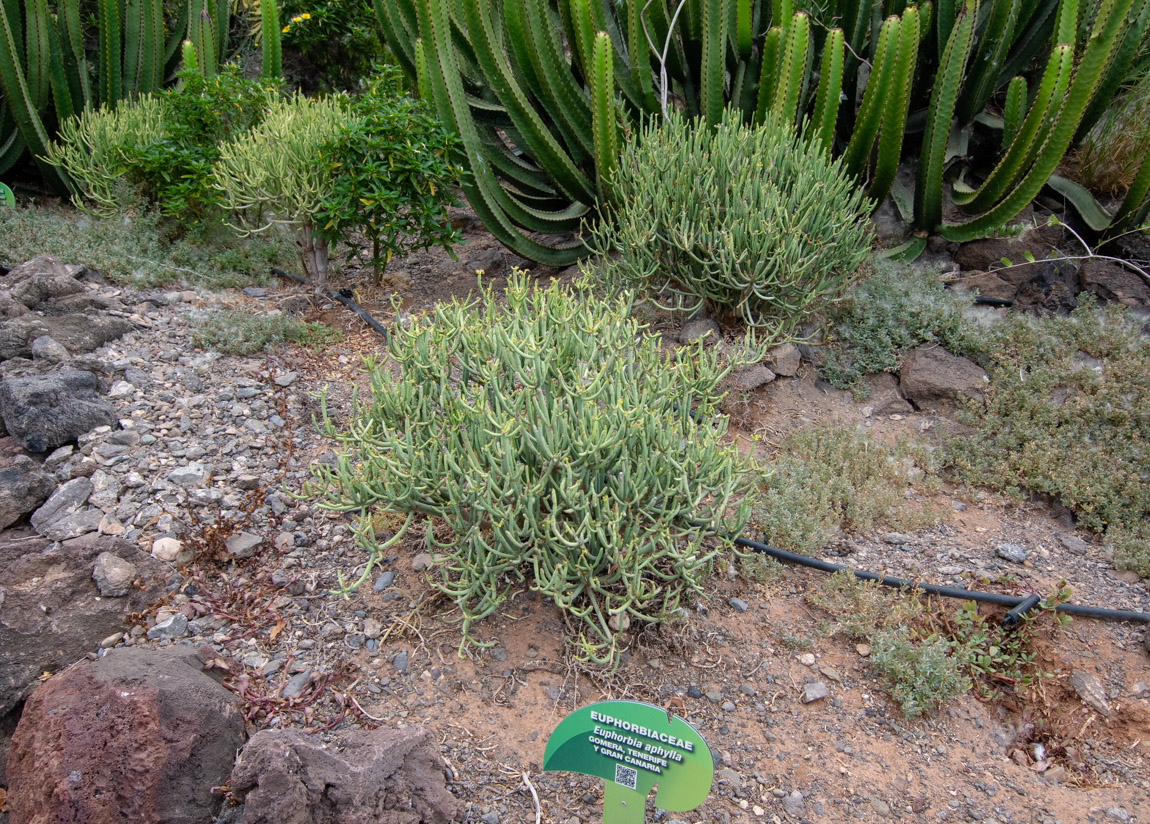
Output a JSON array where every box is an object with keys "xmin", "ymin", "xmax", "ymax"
[
  {"xmin": 376, "ymin": 0, "xmax": 1149, "ymax": 258},
  {"xmin": 303, "ymin": 273, "xmax": 756, "ymax": 668}
]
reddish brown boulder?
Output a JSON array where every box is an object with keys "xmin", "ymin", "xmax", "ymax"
[
  {"xmin": 1078, "ymin": 258, "xmax": 1150, "ymax": 309},
  {"xmin": 899, "ymin": 346, "xmax": 988, "ymax": 413},
  {"xmin": 228, "ymin": 727, "xmax": 460, "ymax": 824},
  {"xmin": 0, "ymin": 531, "xmax": 167, "ymax": 719},
  {"xmin": 5, "ymin": 645, "xmax": 245, "ymax": 824}
]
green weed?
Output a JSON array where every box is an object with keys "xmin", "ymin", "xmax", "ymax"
[{"xmin": 0, "ymin": 202, "xmax": 294, "ymax": 289}]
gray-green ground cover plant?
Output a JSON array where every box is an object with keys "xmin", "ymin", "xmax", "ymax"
[
  {"xmin": 0, "ymin": 201, "xmax": 292, "ymax": 288},
  {"xmin": 303, "ymin": 273, "xmax": 756, "ymax": 668},
  {"xmin": 592, "ymin": 111, "xmax": 872, "ymax": 335},
  {"xmin": 947, "ymin": 298, "xmax": 1150, "ymax": 576},
  {"xmin": 191, "ymin": 310, "xmax": 341, "ymax": 354},
  {"xmin": 752, "ymin": 423, "xmax": 944, "ymax": 556},
  {"xmin": 820, "ymin": 262, "xmax": 984, "ymax": 396}
]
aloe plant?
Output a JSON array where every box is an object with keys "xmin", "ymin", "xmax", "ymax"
[{"xmin": 0, "ymin": 0, "xmax": 241, "ymax": 187}]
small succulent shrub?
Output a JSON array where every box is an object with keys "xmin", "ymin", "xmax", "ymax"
[
  {"xmin": 44, "ymin": 68, "xmax": 281, "ymax": 229},
  {"xmin": 820, "ymin": 262, "xmax": 984, "ymax": 396},
  {"xmin": 44, "ymin": 96, "xmax": 169, "ymax": 213},
  {"xmin": 191, "ymin": 310, "xmax": 341, "ymax": 354},
  {"xmin": 870, "ymin": 627, "xmax": 971, "ymax": 719},
  {"xmin": 304, "ymin": 273, "xmax": 756, "ymax": 668},
  {"xmin": 752, "ymin": 423, "xmax": 943, "ymax": 556},
  {"xmin": 315, "ymin": 68, "xmax": 461, "ymax": 283},
  {"xmin": 809, "ymin": 571, "xmax": 925, "ymax": 642},
  {"xmin": 947, "ymin": 298, "xmax": 1150, "ymax": 576},
  {"xmin": 212, "ymin": 93, "xmax": 350, "ymax": 285},
  {"xmin": 278, "ymin": 0, "xmax": 388, "ymax": 91},
  {"xmin": 812, "ymin": 572, "xmax": 1067, "ymax": 716},
  {"xmin": 591, "ymin": 111, "xmax": 872, "ymax": 334}
]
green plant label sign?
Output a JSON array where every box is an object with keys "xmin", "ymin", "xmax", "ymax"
[
  {"xmin": 542, "ymin": 700, "xmax": 713, "ymax": 824},
  {"xmin": 0, "ymin": 182, "xmax": 13, "ymax": 208}
]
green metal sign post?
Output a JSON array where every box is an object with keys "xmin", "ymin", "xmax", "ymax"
[{"xmin": 542, "ymin": 700, "xmax": 714, "ymax": 824}]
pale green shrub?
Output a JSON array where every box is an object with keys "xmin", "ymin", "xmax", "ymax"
[
  {"xmin": 304, "ymin": 273, "xmax": 755, "ymax": 668},
  {"xmin": 591, "ymin": 110, "xmax": 872, "ymax": 334}
]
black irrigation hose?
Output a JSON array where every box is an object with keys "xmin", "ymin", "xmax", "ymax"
[
  {"xmin": 734, "ymin": 534, "xmax": 1150, "ymax": 625},
  {"xmin": 972, "ymin": 296, "xmax": 1014, "ymax": 307},
  {"xmin": 270, "ymin": 268, "xmax": 390, "ymax": 340}
]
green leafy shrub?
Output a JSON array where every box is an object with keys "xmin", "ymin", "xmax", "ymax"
[
  {"xmin": 315, "ymin": 68, "xmax": 461, "ymax": 283},
  {"xmin": 44, "ymin": 68, "xmax": 281, "ymax": 229},
  {"xmin": 812, "ymin": 572, "xmax": 1068, "ymax": 716},
  {"xmin": 278, "ymin": 0, "xmax": 388, "ymax": 91},
  {"xmin": 752, "ymin": 423, "xmax": 943, "ymax": 556},
  {"xmin": 304, "ymin": 273, "xmax": 755, "ymax": 668},
  {"xmin": 123, "ymin": 69, "xmax": 283, "ymax": 227},
  {"xmin": 592, "ymin": 111, "xmax": 872, "ymax": 334},
  {"xmin": 947, "ymin": 299, "xmax": 1150, "ymax": 576},
  {"xmin": 820, "ymin": 262, "xmax": 984, "ymax": 396},
  {"xmin": 870, "ymin": 628, "xmax": 971, "ymax": 719},
  {"xmin": 809, "ymin": 571, "xmax": 924, "ymax": 642},
  {"xmin": 191, "ymin": 310, "xmax": 341, "ymax": 354}
]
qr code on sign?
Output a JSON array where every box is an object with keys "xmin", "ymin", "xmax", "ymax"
[{"xmin": 614, "ymin": 764, "xmax": 638, "ymax": 790}]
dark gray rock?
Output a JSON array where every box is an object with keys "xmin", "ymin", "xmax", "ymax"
[
  {"xmin": 147, "ymin": 613, "xmax": 188, "ymax": 640},
  {"xmin": 953, "ymin": 224, "xmax": 1063, "ymax": 275},
  {"xmin": 5, "ymin": 645, "xmax": 245, "ymax": 824},
  {"xmin": 767, "ymin": 343, "xmax": 802, "ymax": 377},
  {"xmin": 30, "ymin": 476, "xmax": 93, "ymax": 533},
  {"xmin": 228, "ymin": 727, "xmax": 460, "ymax": 824},
  {"xmin": 0, "ymin": 369, "xmax": 118, "ymax": 452},
  {"xmin": 801, "ymin": 682, "xmax": 829, "ymax": 703},
  {"xmin": 949, "ymin": 271, "xmax": 1017, "ymax": 302},
  {"xmin": 225, "ymin": 532, "xmax": 262, "ymax": 559},
  {"xmin": 898, "ymin": 346, "xmax": 987, "ymax": 413},
  {"xmin": 995, "ymin": 543, "xmax": 1029, "ymax": 563},
  {"xmin": 679, "ymin": 319, "xmax": 722, "ymax": 345},
  {"xmin": 0, "ymin": 314, "xmax": 132, "ymax": 361},
  {"xmin": 29, "ymin": 336, "xmax": 69, "ymax": 364},
  {"xmin": 38, "ymin": 508, "xmax": 103, "ymax": 541},
  {"xmin": 0, "ymin": 456, "xmax": 55, "ymax": 529},
  {"xmin": 725, "ymin": 364, "xmax": 776, "ymax": 394},
  {"xmin": 1079, "ymin": 258, "xmax": 1150, "ymax": 309},
  {"xmin": 861, "ymin": 373, "xmax": 913, "ymax": 415},
  {"xmin": 0, "ymin": 532, "xmax": 166, "ymax": 717}
]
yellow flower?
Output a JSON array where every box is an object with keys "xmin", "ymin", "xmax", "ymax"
[
  {"xmin": 300, "ymin": 12, "xmax": 311, "ymax": 19},
  {"xmin": 282, "ymin": 24, "xmax": 290, "ymax": 32}
]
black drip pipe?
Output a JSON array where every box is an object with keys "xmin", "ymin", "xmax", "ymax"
[
  {"xmin": 270, "ymin": 268, "xmax": 390, "ymax": 340},
  {"xmin": 733, "ymin": 535, "xmax": 1150, "ymax": 625},
  {"xmin": 973, "ymin": 296, "xmax": 1014, "ymax": 307}
]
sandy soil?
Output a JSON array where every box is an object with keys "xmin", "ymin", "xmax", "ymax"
[{"xmin": 187, "ymin": 213, "xmax": 1150, "ymax": 824}]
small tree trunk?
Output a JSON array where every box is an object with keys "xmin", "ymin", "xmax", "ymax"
[{"xmin": 295, "ymin": 223, "xmax": 330, "ymax": 290}]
